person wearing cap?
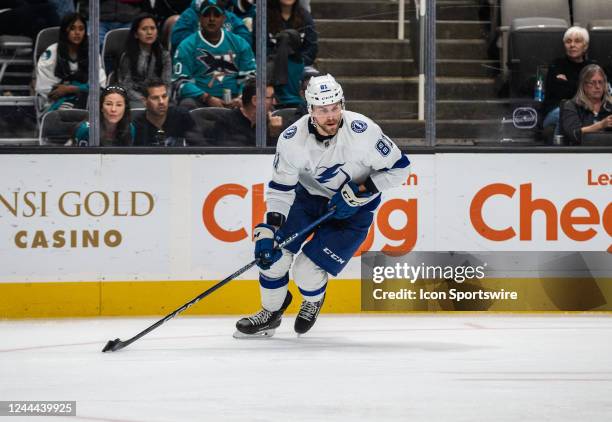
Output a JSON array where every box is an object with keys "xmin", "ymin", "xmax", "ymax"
[
  {"xmin": 190, "ymin": 77, "xmax": 283, "ymax": 146},
  {"xmin": 170, "ymin": 0, "xmax": 253, "ymax": 56},
  {"xmin": 172, "ymin": 0, "xmax": 256, "ymax": 109}
]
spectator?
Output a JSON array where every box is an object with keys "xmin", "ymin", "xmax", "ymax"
[
  {"xmin": 170, "ymin": 0, "xmax": 252, "ymax": 55},
  {"xmin": 542, "ymin": 26, "xmax": 593, "ymax": 136},
  {"xmin": 274, "ymin": 71, "xmax": 314, "ymax": 129},
  {"xmin": 195, "ymin": 77, "xmax": 282, "ymax": 145},
  {"xmin": 267, "ymin": 0, "xmax": 317, "ymax": 68},
  {"xmin": 230, "ymin": 0, "xmax": 255, "ymax": 31},
  {"xmin": 73, "ymin": 85, "xmax": 136, "ymax": 146},
  {"xmin": 560, "ymin": 64, "xmax": 612, "ymax": 145},
  {"xmin": 133, "ymin": 79, "xmax": 194, "ymax": 146},
  {"xmin": 117, "ymin": 14, "xmax": 172, "ymax": 108},
  {"xmin": 35, "ymin": 12, "xmax": 107, "ymax": 114},
  {"xmin": 145, "ymin": 0, "xmax": 191, "ymax": 24},
  {"xmin": 172, "ymin": 0, "xmax": 255, "ymax": 109},
  {"xmin": 77, "ymin": 0, "xmax": 146, "ymax": 48},
  {"xmin": 0, "ymin": 0, "xmax": 60, "ymax": 39},
  {"xmin": 270, "ymin": 29, "xmax": 305, "ymax": 108}
]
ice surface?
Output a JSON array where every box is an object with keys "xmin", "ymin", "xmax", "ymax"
[{"xmin": 1, "ymin": 315, "xmax": 612, "ymax": 421}]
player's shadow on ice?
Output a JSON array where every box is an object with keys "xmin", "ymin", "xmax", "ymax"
[
  {"xmin": 140, "ymin": 336, "xmax": 492, "ymax": 354},
  {"xmin": 259, "ymin": 336, "xmax": 491, "ymax": 353}
]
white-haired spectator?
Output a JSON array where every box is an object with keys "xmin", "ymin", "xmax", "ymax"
[{"xmin": 542, "ymin": 26, "xmax": 593, "ymax": 137}]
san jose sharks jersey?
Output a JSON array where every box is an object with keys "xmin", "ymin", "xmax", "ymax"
[
  {"xmin": 172, "ymin": 29, "xmax": 255, "ymax": 99},
  {"xmin": 267, "ymin": 110, "xmax": 411, "ymax": 217}
]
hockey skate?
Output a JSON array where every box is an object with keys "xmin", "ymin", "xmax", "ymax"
[
  {"xmin": 294, "ymin": 294, "xmax": 325, "ymax": 335},
  {"xmin": 233, "ymin": 291, "xmax": 293, "ymax": 339}
]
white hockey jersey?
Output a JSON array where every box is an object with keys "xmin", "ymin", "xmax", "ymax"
[
  {"xmin": 35, "ymin": 43, "xmax": 106, "ymax": 111},
  {"xmin": 267, "ymin": 110, "xmax": 411, "ymax": 217}
]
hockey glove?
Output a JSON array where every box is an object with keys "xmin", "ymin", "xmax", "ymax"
[
  {"xmin": 328, "ymin": 181, "xmax": 375, "ymax": 219},
  {"xmin": 253, "ymin": 223, "xmax": 283, "ymax": 270}
]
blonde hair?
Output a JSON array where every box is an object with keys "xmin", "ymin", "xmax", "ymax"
[
  {"xmin": 573, "ymin": 64, "xmax": 612, "ymax": 111},
  {"xmin": 563, "ymin": 26, "xmax": 589, "ymax": 45}
]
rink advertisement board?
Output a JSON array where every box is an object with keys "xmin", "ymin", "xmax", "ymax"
[{"xmin": 0, "ymin": 153, "xmax": 610, "ymax": 317}]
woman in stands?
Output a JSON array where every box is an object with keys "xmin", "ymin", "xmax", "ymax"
[
  {"xmin": 542, "ymin": 26, "xmax": 593, "ymax": 137},
  {"xmin": 560, "ymin": 64, "xmax": 612, "ymax": 145},
  {"xmin": 73, "ymin": 86, "xmax": 136, "ymax": 146},
  {"xmin": 267, "ymin": 0, "xmax": 318, "ymax": 69},
  {"xmin": 117, "ymin": 14, "xmax": 172, "ymax": 108},
  {"xmin": 35, "ymin": 12, "xmax": 106, "ymax": 114}
]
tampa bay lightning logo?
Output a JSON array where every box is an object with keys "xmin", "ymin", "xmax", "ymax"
[
  {"xmin": 351, "ymin": 120, "xmax": 368, "ymax": 133},
  {"xmin": 283, "ymin": 125, "xmax": 297, "ymax": 139},
  {"xmin": 315, "ymin": 163, "xmax": 350, "ymax": 191}
]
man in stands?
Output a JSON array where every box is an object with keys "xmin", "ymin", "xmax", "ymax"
[
  {"xmin": 172, "ymin": 0, "xmax": 255, "ymax": 110},
  {"xmin": 192, "ymin": 77, "xmax": 283, "ymax": 146},
  {"xmin": 133, "ymin": 79, "xmax": 194, "ymax": 146}
]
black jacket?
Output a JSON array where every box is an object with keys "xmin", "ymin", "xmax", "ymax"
[
  {"xmin": 561, "ymin": 99, "xmax": 612, "ymax": 145},
  {"xmin": 542, "ymin": 56, "xmax": 593, "ymax": 117}
]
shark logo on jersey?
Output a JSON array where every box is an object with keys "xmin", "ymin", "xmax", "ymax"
[
  {"xmin": 197, "ymin": 49, "xmax": 239, "ymax": 76},
  {"xmin": 283, "ymin": 125, "xmax": 297, "ymax": 139},
  {"xmin": 315, "ymin": 163, "xmax": 350, "ymax": 191},
  {"xmin": 351, "ymin": 120, "xmax": 368, "ymax": 133}
]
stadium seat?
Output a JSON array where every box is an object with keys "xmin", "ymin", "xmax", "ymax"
[
  {"xmin": 186, "ymin": 107, "xmax": 233, "ymax": 146},
  {"xmin": 587, "ymin": 20, "xmax": 612, "ymax": 77},
  {"xmin": 161, "ymin": 15, "xmax": 180, "ymax": 51},
  {"xmin": 499, "ymin": 0, "xmax": 570, "ymax": 79},
  {"xmin": 572, "ymin": 0, "xmax": 612, "ymax": 27},
  {"xmin": 0, "ymin": 35, "xmax": 32, "ymax": 89},
  {"xmin": 39, "ymin": 109, "xmax": 87, "ymax": 145},
  {"xmin": 508, "ymin": 17, "xmax": 568, "ymax": 97},
  {"xmin": 131, "ymin": 108, "xmax": 145, "ymax": 122},
  {"xmin": 272, "ymin": 107, "xmax": 301, "ymax": 131},
  {"xmin": 101, "ymin": 28, "xmax": 130, "ymax": 73}
]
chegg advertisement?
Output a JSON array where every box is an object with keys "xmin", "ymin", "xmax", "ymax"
[
  {"xmin": 435, "ymin": 154, "xmax": 611, "ymax": 254},
  {"xmin": 0, "ymin": 153, "xmax": 609, "ymax": 283}
]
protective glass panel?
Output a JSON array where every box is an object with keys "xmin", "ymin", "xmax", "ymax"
[
  {"xmin": 433, "ymin": 0, "xmax": 515, "ymax": 146},
  {"xmin": 0, "ymin": 1, "xmax": 88, "ymax": 145},
  {"xmin": 313, "ymin": 0, "xmax": 425, "ymax": 146},
  {"xmin": 432, "ymin": 0, "xmax": 612, "ymax": 147}
]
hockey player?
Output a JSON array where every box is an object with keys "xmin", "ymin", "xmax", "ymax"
[{"xmin": 235, "ymin": 74, "xmax": 411, "ymax": 337}]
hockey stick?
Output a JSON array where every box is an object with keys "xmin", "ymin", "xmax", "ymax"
[{"xmin": 102, "ymin": 208, "xmax": 336, "ymax": 352}]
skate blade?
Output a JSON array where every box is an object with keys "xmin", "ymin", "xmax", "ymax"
[{"xmin": 233, "ymin": 329, "xmax": 276, "ymax": 339}]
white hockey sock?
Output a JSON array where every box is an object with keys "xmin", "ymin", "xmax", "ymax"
[
  {"xmin": 293, "ymin": 253, "xmax": 328, "ymax": 304},
  {"xmin": 261, "ymin": 284, "xmax": 289, "ymax": 312}
]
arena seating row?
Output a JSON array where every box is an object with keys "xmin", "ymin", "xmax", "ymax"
[
  {"xmin": 39, "ymin": 107, "xmax": 298, "ymax": 146},
  {"xmin": 0, "ymin": 17, "xmax": 177, "ymax": 145},
  {"xmin": 497, "ymin": 0, "xmax": 612, "ymax": 97}
]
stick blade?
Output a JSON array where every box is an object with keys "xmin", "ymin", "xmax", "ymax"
[{"xmin": 102, "ymin": 338, "xmax": 123, "ymax": 353}]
